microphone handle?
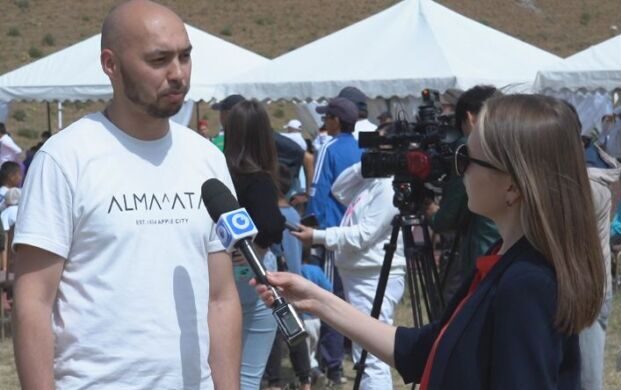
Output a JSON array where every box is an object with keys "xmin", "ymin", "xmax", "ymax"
[
  {"xmin": 236, "ymin": 239, "xmax": 282, "ymax": 301},
  {"xmin": 236, "ymin": 239, "xmax": 268, "ymax": 283}
]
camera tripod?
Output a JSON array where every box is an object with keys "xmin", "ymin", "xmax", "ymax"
[{"xmin": 353, "ymin": 180, "xmax": 445, "ymax": 390}]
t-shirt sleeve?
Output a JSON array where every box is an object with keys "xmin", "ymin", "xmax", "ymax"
[{"xmin": 13, "ymin": 151, "xmax": 74, "ymax": 258}]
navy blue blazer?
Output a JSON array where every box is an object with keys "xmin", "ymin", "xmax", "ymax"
[{"xmin": 394, "ymin": 237, "xmax": 580, "ymax": 390}]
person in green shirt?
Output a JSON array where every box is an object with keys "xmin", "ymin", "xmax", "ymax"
[{"xmin": 425, "ymin": 86, "xmax": 501, "ymax": 299}]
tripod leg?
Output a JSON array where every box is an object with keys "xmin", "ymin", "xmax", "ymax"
[
  {"xmin": 352, "ymin": 216, "xmax": 400, "ymax": 390},
  {"xmin": 403, "ymin": 224, "xmax": 424, "ymax": 327},
  {"xmin": 421, "ymin": 222, "xmax": 445, "ymax": 319}
]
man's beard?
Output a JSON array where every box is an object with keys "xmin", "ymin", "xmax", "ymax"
[{"xmin": 121, "ymin": 66, "xmax": 188, "ymax": 119}]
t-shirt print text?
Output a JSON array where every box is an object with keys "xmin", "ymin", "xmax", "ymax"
[{"xmin": 107, "ymin": 192, "xmax": 203, "ymax": 226}]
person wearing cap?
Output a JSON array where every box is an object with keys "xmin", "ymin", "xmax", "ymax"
[
  {"xmin": 212, "ymin": 94, "xmax": 246, "ymax": 128},
  {"xmin": 305, "ymin": 97, "xmax": 362, "ymax": 385},
  {"xmin": 338, "ymin": 86, "xmax": 376, "ymax": 141},
  {"xmin": 282, "ymin": 119, "xmax": 307, "ymax": 151},
  {"xmin": 214, "ymin": 96, "xmax": 310, "ymax": 203},
  {"xmin": 281, "ymin": 119, "xmax": 315, "ymax": 201},
  {"xmin": 211, "ymin": 94, "xmax": 246, "ymax": 152}
]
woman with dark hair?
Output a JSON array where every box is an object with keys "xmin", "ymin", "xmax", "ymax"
[
  {"xmin": 254, "ymin": 94, "xmax": 605, "ymax": 390},
  {"xmin": 224, "ymin": 99, "xmax": 285, "ymax": 389}
]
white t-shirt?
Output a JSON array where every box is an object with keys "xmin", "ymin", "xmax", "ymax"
[
  {"xmin": 352, "ymin": 119, "xmax": 377, "ymax": 141},
  {"xmin": 282, "ymin": 132, "xmax": 307, "ymax": 151},
  {"xmin": 1, "ymin": 204, "xmax": 17, "ymax": 231},
  {"xmin": 0, "ymin": 133, "xmax": 22, "ymax": 164},
  {"xmin": 14, "ymin": 112, "xmax": 234, "ymax": 390}
]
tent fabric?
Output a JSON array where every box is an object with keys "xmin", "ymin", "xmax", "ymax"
[
  {"xmin": 534, "ymin": 35, "xmax": 621, "ymax": 93},
  {"xmin": 0, "ymin": 24, "xmax": 268, "ymax": 103},
  {"xmin": 545, "ymin": 90, "xmax": 613, "ymax": 136},
  {"xmin": 217, "ymin": 0, "xmax": 561, "ymax": 101}
]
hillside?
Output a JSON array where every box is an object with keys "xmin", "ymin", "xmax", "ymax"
[{"xmin": 0, "ymin": 0, "xmax": 619, "ymax": 146}]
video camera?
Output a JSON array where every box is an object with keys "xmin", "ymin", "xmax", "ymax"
[{"xmin": 359, "ymin": 89, "xmax": 460, "ymax": 184}]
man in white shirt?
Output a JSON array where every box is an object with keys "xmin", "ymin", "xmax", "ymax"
[
  {"xmin": 12, "ymin": 2, "xmax": 241, "ymax": 390},
  {"xmin": 282, "ymin": 119, "xmax": 307, "ymax": 151},
  {"xmin": 0, "ymin": 123, "xmax": 23, "ymax": 164}
]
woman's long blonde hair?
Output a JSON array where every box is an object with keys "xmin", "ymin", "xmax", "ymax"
[{"xmin": 477, "ymin": 94, "xmax": 604, "ymax": 334}]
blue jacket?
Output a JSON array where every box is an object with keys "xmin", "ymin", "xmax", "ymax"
[
  {"xmin": 394, "ymin": 237, "xmax": 579, "ymax": 390},
  {"xmin": 306, "ymin": 132, "xmax": 362, "ymax": 228}
]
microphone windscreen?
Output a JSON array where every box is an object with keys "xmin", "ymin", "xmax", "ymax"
[{"xmin": 201, "ymin": 178, "xmax": 240, "ymax": 222}]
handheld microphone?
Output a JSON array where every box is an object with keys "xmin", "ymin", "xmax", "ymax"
[{"xmin": 201, "ymin": 178, "xmax": 307, "ymax": 346}]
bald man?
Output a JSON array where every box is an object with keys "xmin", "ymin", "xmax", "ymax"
[{"xmin": 12, "ymin": 2, "xmax": 241, "ymax": 389}]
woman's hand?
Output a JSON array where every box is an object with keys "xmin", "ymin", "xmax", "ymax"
[
  {"xmin": 251, "ymin": 272, "xmax": 321, "ymax": 314},
  {"xmin": 291, "ymin": 225, "xmax": 314, "ymax": 246},
  {"xmin": 253, "ymin": 272, "xmax": 398, "ymax": 367}
]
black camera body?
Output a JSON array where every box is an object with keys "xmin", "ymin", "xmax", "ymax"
[{"xmin": 359, "ymin": 89, "xmax": 459, "ymax": 183}]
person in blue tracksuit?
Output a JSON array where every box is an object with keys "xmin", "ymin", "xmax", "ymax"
[
  {"xmin": 304, "ymin": 96, "xmax": 362, "ymax": 384},
  {"xmin": 306, "ymin": 97, "xmax": 362, "ymax": 229}
]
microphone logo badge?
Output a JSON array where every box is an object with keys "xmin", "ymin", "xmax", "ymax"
[
  {"xmin": 230, "ymin": 213, "xmax": 251, "ymax": 231},
  {"xmin": 216, "ymin": 224, "xmax": 232, "ymax": 248},
  {"xmin": 216, "ymin": 208, "xmax": 258, "ymax": 251}
]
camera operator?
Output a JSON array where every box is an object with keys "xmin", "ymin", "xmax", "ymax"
[{"xmin": 424, "ymin": 86, "xmax": 501, "ymax": 298}]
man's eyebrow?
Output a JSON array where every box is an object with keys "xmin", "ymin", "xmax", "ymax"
[{"xmin": 146, "ymin": 45, "xmax": 193, "ymax": 56}]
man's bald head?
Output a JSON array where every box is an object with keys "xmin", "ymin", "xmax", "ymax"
[
  {"xmin": 101, "ymin": 0, "xmax": 185, "ymax": 52},
  {"xmin": 99, "ymin": 0, "xmax": 192, "ymax": 122}
]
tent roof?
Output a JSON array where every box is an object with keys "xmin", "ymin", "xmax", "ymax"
[
  {"xmin": 0, "ymin": 24, "xmax": 268, "ymax": 102},
  {"xmin": 217, "ymin": 0, "xmax": 561, "ymax": 101},
  {"xmin": 534, "ymin": 34, "xmax": 621, "ymax": 93}
]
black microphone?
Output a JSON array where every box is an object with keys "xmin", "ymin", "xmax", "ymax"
[{"xmin": 201, "ymin": 178, "xmax": 307, "ymax": 346}]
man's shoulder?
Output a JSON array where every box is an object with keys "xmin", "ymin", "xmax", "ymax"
[{"xmin": 40, "ymin": 113, "xmax": 107, "ymax": 154}]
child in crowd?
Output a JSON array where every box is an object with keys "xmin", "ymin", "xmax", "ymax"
[
  {"xmin": 263, "ymin": 165, "xmax": 310, "ymax": 390},
  {"xmin": 300, "ymin": 254, "xmax": 332, "ymax": 385},
  {"xmin": 0, "ymin": 161, "xmax": 22, "ymax": 212}
]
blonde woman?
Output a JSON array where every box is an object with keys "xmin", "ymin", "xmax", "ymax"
[{"xmin": 253, "ymin": 94, "xmax": 604, "ymax": 390}]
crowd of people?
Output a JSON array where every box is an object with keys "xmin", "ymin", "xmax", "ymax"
[{"xmin": 2, "ymin": 1, "xmax": 620, "ymax": 390}]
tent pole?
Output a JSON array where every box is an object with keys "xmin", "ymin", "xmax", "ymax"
[
  {"xmin": 196, "ymin": 101, "xmax": 200, "ymax": 128},
  {"xmin": 57, "ymin": 101, "xmax": 63, "ymax": 130},
  {"xmin": 46, "ymin": 102, "xmax": 52, "ymax": 133}
]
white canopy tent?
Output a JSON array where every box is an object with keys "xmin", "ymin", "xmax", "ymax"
[
  {"xmin": 217, "ymin": 0, "xmax": 561, "ymax": 102},
  {"xmin": 0, "ymin": 24, "xmax": 268, "ymax": 126},
  {"xmin": 534, "ymin": 35, "xmax": 621, "ymax": 137},
  {"xmin": 534, "ymin": 34, "xmax": 621, "ymax": 93}
]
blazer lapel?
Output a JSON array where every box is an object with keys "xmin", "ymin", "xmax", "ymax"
[{"xmin": 427, "ymin": 237, "xmax": 535, "ymax": 389}]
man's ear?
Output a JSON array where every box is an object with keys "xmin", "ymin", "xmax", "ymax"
[{"xmin": 100, "ymin": 49, "xmax": 118, "ymax": 80}]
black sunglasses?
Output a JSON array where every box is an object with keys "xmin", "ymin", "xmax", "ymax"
[{"xmin": 454, "ymin": 144, "xmax": 503, "ymax": 177}]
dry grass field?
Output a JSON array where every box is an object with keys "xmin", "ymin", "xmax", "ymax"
[{"xmin": 1, "ymin": 291, "xmax": 620, "ymax": 389}]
